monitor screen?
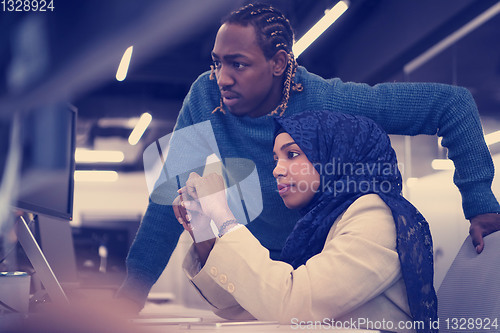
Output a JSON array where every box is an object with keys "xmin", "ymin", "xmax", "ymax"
[{"xmin": 15, "ymin": 104, "xmax": 76, "ymax": 220}]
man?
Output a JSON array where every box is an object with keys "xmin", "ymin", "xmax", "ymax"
[{"xmin": 117, "ymin": 3, "xmax": 500, "ymax": 311}]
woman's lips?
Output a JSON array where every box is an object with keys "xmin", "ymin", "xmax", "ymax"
[{"xmin": 277, "ymin": 183, "xmax": 292, "ymax": 195}]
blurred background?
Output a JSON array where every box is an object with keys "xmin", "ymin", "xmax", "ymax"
[{"xmin": 0, "ymin": 0, "xmax": 499, "ymax": 305}]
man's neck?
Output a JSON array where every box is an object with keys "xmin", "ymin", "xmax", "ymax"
[{"xmin": 249, "ymin": 76, "xmax": 285, "ymax": 118}]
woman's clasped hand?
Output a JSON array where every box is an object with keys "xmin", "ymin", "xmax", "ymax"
[{"xmin": 173, "ymin": 172, "xmax": 237, "ymax": 243}]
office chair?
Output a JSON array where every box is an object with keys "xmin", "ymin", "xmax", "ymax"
[{"xmin": 437, "ymin": 231, "xmax": 500, "ymax": 332}]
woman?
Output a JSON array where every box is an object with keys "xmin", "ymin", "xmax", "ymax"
[{"xmin": 174, "ymin": 110, "xmax": 437, "ymax": 332}]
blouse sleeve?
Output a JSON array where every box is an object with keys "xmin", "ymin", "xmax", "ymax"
[{"xmin": 184, "ymin": 194, "xmax": 402, "ymax": 323}]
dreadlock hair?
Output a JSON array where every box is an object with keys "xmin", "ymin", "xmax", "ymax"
[{"xmin": 211, "ymin": 3, "xmax": 303, "ymax": 116}]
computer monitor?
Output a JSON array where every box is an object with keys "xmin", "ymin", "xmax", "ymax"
[
  {"xmin": 35, "ymin": 213, "xmax": 79, "ymax": 289},
  {"xmin": 15, "ymin": 104, "xmax": 76, "ymax": 220},
  {"xmin": 6, "ymin": 104, "xmax": 78, "ymax": 306},
  {"xmin": 16, "ymin": 215, "xmax": 70, "ymax": 306}
]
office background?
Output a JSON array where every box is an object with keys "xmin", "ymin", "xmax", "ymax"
[{"xmin": 0, "ymin": 0, "xmax": 499, "ymax": 299}]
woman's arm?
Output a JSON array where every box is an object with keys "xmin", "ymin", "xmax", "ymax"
[
  {"xmin": 187, "ymin": 194, "xmax": 403, "ymax": 323},
  {"xmin": 183, "ymin": 244, "xmax": 255, "ymax": 321}
]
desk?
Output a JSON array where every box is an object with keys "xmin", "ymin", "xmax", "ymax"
[
  {"xmin": 136, "ymin": 303, "xmax": 385, "ymax": 333},
  {"xmin": 0, "ymin": 301, "xmax": 387, "ymax": 333}
]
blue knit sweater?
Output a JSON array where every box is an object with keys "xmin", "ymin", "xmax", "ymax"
[{"xmin": 118, "ymin": 66, "xmax": 499, "ymax": 307}]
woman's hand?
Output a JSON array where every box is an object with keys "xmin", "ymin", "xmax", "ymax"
[
  {"xmin": 184, "ymin": 172, "xmax": 235, "ymax": 226},
  {"xmin": 173, "ymin": 192, "xmax": 214, "ymax": 243},
  {"xmin": 173, "ymin": 193, "xmax": 215, "ymax": 266}
]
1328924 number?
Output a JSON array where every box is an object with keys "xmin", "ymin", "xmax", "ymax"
[
  {"xmin": 1, "ymin": 0, "xmax": 54, "ymax": 12},
  {"xmin": 445, "ymin": 317, "xmax": 499, "ymax": 330}
]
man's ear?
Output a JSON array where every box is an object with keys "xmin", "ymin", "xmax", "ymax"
[{"xmin": 271, "ymin": 50, "xmax": 288, "ymax": 76}]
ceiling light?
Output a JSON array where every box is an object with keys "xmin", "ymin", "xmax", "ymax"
[
  {"xmin": 116, "ymin": 46, "xmax": 134, "ymax": 81},
  {"xmin": 293, "ymin": 1, "xmax": 349, "ymax": 58},
  {"xmin": 75, "ymin": 149, "xmax": 125, "ymax": 163},
  {"xmin": 74, "ymin": 170, "xmax": 119, "ymax": 182},
  {"xmin": 485, "ymin": 130, "xmax": 500, "ymax": 146},
  {"xmin": 127, "ymin": 117, "xmax": 141, "ymax": 128},
  {"xmin": 431, "ymin": 159, "xmax": 454, "ymax": 170},
  {"xmin": 128, "ymin": 112, "xmax": 152, "ymax": 145},
  {"xmin": 406, "ymin": 177, "xmax": 419, "ymax": 187}
]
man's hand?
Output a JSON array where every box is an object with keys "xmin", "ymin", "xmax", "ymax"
[{"xmin": 469, "ymin": 213, "xmax": 500, "ymax": 253}]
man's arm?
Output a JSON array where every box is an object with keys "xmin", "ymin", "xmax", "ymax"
[
  {"xmin": 316, "ymin": 77, "xmax": 500, "ymax": 250},
  {"xmin": 115, "ymin": 75, "xmax": 208, "ymax": 309},
  {"xmin": 117, "ymin": 201, "xmax": 184, "ymax": 308},
  {"xmin": 469, "ymin": 213, "xmax": 500, "ymax": 253}
]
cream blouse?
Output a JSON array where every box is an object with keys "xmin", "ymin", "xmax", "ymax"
[{"xmin": 183, "ymin": 194, "xmax": 415, "ymax": 332}]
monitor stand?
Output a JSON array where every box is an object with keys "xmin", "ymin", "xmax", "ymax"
[{"xmin": 16, "ymin": 216, "xmax": 69, "ymax": 306}]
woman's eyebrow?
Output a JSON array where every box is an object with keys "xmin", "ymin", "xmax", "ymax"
[{"xmin": 280, "ymin": 142, "xmax": 297, "ymax": 151}]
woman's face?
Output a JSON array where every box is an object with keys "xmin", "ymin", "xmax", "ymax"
[{"xmin": 273, "ymin": 132, "xmax": 320, "ymax": 210}]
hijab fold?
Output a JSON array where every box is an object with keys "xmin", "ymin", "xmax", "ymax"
[{"xmin": 276, "ymin": 110, "xmax": 437, "ymax": 333}]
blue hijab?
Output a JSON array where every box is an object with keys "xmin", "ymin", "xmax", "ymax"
[{"xmin": 275, "ymin": 110, "xmax": 437, "ymax": 333}]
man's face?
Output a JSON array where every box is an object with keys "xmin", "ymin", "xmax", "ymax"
[{"xmin": 211, "ymin": 23, "xmax": 281, "ymax": 118}]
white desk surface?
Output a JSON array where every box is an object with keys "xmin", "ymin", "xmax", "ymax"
[
  {"xmin": 0, "ymin": 301, "xmax": 385, "ymax": 333},
  {"xmin": 137, "ymin": 302, "xmax": 384, "ymax": 333}
]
